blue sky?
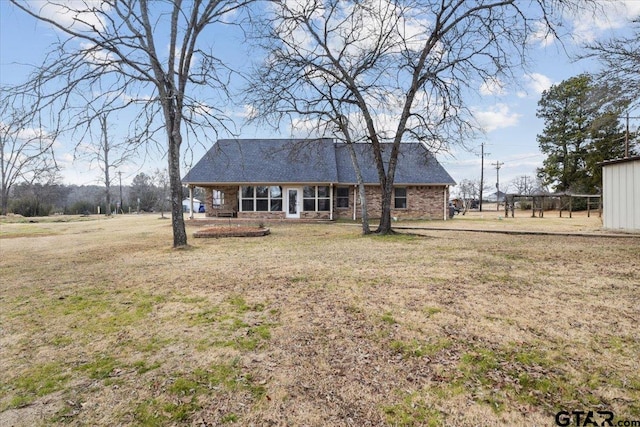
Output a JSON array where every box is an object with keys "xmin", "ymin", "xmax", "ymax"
[{"xmin": 1, "ymin": 1, "xmax": 639, "ymax": 193}]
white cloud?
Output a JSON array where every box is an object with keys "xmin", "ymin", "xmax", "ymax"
[
  {"xmin": 29, "ymin": 0, "xmax": 110, "ymax": 33},
  {"xmin": 529, "ymin": 21, "xmax": 556, "ymax": 48},
  {"xmin": 524, "ymin": 73, "xmax": 553, "ymax": 96},
  {"xmin": 79, "ymin": 42, "xmax": 115, "ymax": 67},
  {"xmin": 479, "ymin": 77, "xmax": 506, "ymax": 96},
  {"xmin": 239, "ymin": 104, "xmax": 258, "ymax": 120},
  {"xmin": 474, "ymin": 104, "xmax": 521, "ymax": 133},
  {"xmin": 566, "ymin": 1, "xmax": 640, "ymax": 43}
]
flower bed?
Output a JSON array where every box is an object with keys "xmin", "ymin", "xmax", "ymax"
[{"xmin": 193, "ymin": 226, "xmax": 270, "ymax": 238}]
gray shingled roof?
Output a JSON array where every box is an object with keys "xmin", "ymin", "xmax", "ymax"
[
  {"xmin": 182, "ymin": 139, "xmax": 455, "ymax": 185},
  {"xmin": 335, "ymin": 143, "xmax": 455, "ymax": 185},
  {"xmin": 182, "ymin": 139, "xmax": 338, "ymax": 184}
]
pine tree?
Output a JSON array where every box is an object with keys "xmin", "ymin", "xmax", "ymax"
[{"xmin": 536, "ymin": 74, "xmax": 627, "ymax": 193}]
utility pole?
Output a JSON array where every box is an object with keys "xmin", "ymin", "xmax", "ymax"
[
  {"xmin": 479, "ymin": 143, "xmax": 489, "ymax": 212},
  {"xmin": 492, "ymin": 161, "xmax": 504, "ymax": 211},
  {"xmin": 118, "ymin": 171, "xmax": 123, "ymax": 214}
]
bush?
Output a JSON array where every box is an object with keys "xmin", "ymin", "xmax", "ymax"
[
  {"xmin": 66, "ymin": 201, "xmax": 96, "ymax": 215},
  {"xmin": 9, "ymin": 197, "xmax": 52, "ymax": 217}
]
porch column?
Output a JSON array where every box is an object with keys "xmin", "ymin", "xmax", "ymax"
[
  {"xmin": 443, "ymin": 186, "xmax": 448, "ymax": 220},
  {"xmin": 353, "ymin": 185, "xmax": 357, "ymax": 221},
  {"xmin": 189, "ymin": 186, "xmax": 194, "ymax": 220},
  {"xmin": 330, "ymin": 183, "xmax": 334, "ymax": 221}
]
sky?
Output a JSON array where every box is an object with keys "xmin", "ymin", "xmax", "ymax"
[{"xmin": 1, "ymin": 0, "xmax": 639, "ymax": 194}]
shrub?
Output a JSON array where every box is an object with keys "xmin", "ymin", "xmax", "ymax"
[{"xmin": 9, "ymin": 197, "xmax": 52, "ymax": 217}]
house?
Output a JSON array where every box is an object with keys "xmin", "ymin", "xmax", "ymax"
[
  {"xmin": 182, "ymin": 138, "xmax": 456, "ymax": 220},
  {"xmin": 601, "ymin": 156, "xmax": 640, "ymax": 232},
  {"xmin": 486, "ymin": 190, "xmax": 507, "ymax": 203}
]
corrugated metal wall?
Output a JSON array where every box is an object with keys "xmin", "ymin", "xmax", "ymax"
[{"xmin": 602, "ymin": 158, "xmax": 640, "ymax": 232}]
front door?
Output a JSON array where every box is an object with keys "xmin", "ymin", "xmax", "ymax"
[{"xmin": 286, "ymin": 188, "xmax": 301, "ymax": 219}]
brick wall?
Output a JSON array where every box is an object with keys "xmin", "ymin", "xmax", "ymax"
[
  {"xmin": 202, "ymin": 186, "xmax": 238, "ymax": 217},
  {"xmin": 333, "ymin": 185, "xmax": 447, "ymax": 220},
  {"xmin": 198, "ymin": 184, "xmax": 447, "ymax": 220}
]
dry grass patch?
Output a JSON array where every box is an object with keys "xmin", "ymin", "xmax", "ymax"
[{"xmin": 0, "ymin": 214, "xmax": 638, "ymax": 426}]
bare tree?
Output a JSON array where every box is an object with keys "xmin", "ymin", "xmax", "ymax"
[
  {"xmin": 153, "ymin": 168, "xmax": 170, "ymax": 218},
  {"xmin": 9, "ymin": 0, "xmax": 253, "ymax": 247},
  {"xmin": 456, "ymin": 178, "xmax": 480, "ymax": 214},
  {"xmin": 0, "ymin": 95, "xmax": 58, "ymax": 215},
  {"xmin": 510, "ymin": 175, "xmax": 535, "ymax": 196},
  {"xmin": 74, "ymin": 112, "xmax": 137, "ymax": 215},
  {"xmin": 584, "ymin": 18, "xmax": 640, "ymax": 108},
  {"xmin": 246, "ymin": 0, "xmax": 584, "ymax": 234}
]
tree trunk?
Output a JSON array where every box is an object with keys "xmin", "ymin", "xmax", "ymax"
[
  {"xmin": 377, "ymin": 181, "xmax": 394, "ymax": 234},
  {"xmin": 357, "ymin": 182, "xmax": 370, "ymax": 234},
  {"xmin": 0, "ymin": 186, "xmax": 7, "ymax": 216},
  {"xmin": 168, "ymin": 133, "xmax": 187, "ymax": 248},
  {"xmin": 1, "ymin": 137, "xmax": 6, "ymax": 215},
  {"xmin": 344, "ymin": 141, "xmax": 370, "ymax": 234},
  {"xmin": 100, "ymin": 115, "xmax": 111, "ymax": 215}
]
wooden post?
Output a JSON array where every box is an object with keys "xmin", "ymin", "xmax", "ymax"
[
  {"xmin": 599, "ymin": 195, "xmax": 602, "ymax": 218},
  {"xmin": 569, "ymin": 196, "xmax": 572, "ymax": 219}
]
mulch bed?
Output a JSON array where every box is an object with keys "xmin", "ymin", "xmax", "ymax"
[{"xmin": 193, "ymin": 226, "xmax": 270, "ymax": 238}]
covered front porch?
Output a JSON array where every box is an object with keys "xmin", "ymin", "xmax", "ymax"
[{"xmin": 184, "ymin": 184, "xmax": 336, "ymax": 221}]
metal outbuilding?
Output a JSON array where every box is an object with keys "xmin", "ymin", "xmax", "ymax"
[{"xmin": 601, "ymin": 156, "xmax": 640, "ymax": 232}]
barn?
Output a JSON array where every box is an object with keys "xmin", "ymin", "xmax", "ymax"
[{"xmin": 601, "ymin": 156, "xmax": 640, "ymax": 232}]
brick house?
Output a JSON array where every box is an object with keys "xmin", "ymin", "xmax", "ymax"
[{"xmin": 182, "ymin": 138, "xmax": 456, "ymax": 220}]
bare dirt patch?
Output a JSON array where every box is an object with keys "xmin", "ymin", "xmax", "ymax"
[{"xmin": 1, "ymin": 214, "xmax": 638, "ymax": 426}]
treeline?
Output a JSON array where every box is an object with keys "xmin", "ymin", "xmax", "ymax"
[{"xmin": 4, "ymin": 172, "xmax": 204, "ymax": 217}]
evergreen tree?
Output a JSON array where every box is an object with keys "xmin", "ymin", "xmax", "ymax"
[
  {"xmin": 129, "ymin": 173, "xmax": 158, "ymax": 212},
  {"xmin": 536, "ymin": 74, "xmax": 627, "ymax": 193}
]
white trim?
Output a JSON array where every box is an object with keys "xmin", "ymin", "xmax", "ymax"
[
  {"xmin": 443, "ymin": 186, "xmax": 447, "ymax": 220},
  {"xmin": 353, "ymin": 185, "xmax": 357, "ymax": 221},
  {"xmin": 330, "ymin": 183, "xmax": 334, "ymax": 220},
  {"xmin": 189, "ymin": 187, "xmax": 194, "ymax": 220},
  {"xmin": 285, "ymin": 187, "xmax": 302, "ymax": 219}
]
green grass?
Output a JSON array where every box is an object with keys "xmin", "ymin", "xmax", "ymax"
[
  {"xmin": 422, "ymin": 306, "xmax": 442, "ymax": 317},
  {"xmin": 187, "ymin": 295, "xmax": 276, "ymax": 351},
  {"xmin": 77, "ymin": 354, "xmax": 120, "ymax": 380},
  {"xmin": 383, "ymin": 392, "xmax": 442, "ymax": 427},
  {"xmin": 390, "ymin": 338, "xmax": 452, "ymax": 359},
  {"xmin": 1, "ymin": 363, "xmax": 70, "ymax": 410},
  {"xmin": 381, "ymin": 311, "xmax": 397, "ymax": 324},
  {"xmin": 132, "ymin": 359, "xmax": 266, "ymax": 425}
]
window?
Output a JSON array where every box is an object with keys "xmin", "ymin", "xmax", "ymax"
[
  {"xmin": 241, "ymin": 186, "xmax": 254, "ymax": 211},
  {"xmin": 394, "ymin": 187, "xmax": 407, "ymax": 209},
  {"xmin": 212, "ymin": 190, "xmax": 224, "ymax": 207},
  {"xmin": 303, "ymin": 186, "xmax": 331, "ymax": 211},
  {"xmin": 256, "ymin": 186, "xmax": 269, "ymax": 211},
  {"xmin": 240, "ymin": 186, "xmax": 283, "ymax": 212},
  {"xmin": 336, "ymin": 187, "xmax": 349, "ymax": 208},
  {"xmin": 317, "ymin": 186, "xmax": 330, "ymax": 211},
  {"xmin": 270, "ymin": 186, "xmax": 282, "ymax": 211},
  {"xmin": 303, "ymin": 186, "xmax": 316, "ymax": 211}
]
